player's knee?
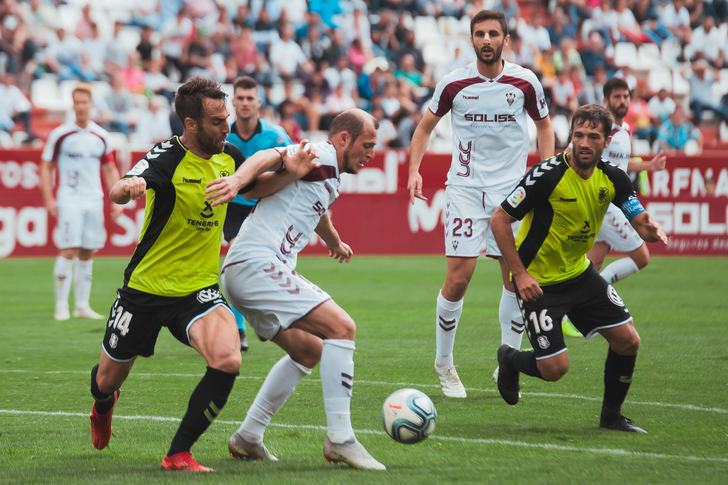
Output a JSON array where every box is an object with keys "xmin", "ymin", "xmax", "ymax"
[
  {"xmin": 442, "ymin": 279, "xmax": 469, "ymax": 301},
  {"xmin": 213, "ymin": 349, "xmax": 242, "ymax": 374},
  {"xmin": 632, "ymin": 253, "xmax": 649, "ymax": 269},
  {"xmin": 334, "ymin": 317, "xmax": 356, "ymax": 340},
  {"xmin": 537, "ymin": 361, "xmax": 569, "ymax": 381},
  {"xmin": 290, "ymin": 347, "xmax": 321, "ymax": 369},
  {"xmin": 616, "ymin": 334, "xmax": 641, "ymax": 356}
]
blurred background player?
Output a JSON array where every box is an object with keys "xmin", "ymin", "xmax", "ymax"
[
  {"xmin": 224, "ymin": 76, "xmax": 293, "ymax": 352},
  {"xmin": 407, "ymin": 10, "xmax": 554, "ymax": 398},
  {"xmin": 40, "ymin": 82, "xmax": 121, "ymax": 321}
]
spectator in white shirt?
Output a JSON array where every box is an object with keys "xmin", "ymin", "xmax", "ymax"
[
  {"xmin": 269, "ymin": 23, "xmax": 307, "ymax": 81},
  {"xmin": 687, "ymin": 16, "xmax": 726, "ymax": 68}
]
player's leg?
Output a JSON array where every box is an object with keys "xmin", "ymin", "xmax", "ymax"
[
  {"xmin": 594, "ymin": 208, "xmax": 645, "ymax": 285},
  {"xmin": 163, "ymin": 302, "xmax": 240, "ymax": 471},
  {"xmin": 435, "ymin": 255, "xmax": 476, "ymax": 397},
  {"xmin": 601, "ymin": 242, "xmax": 649, "ymax": 285},
  {"xmin": 73, "ymin": 248, "xmax": 104, "ymax": 319},
  {"xmin": 293, "ymin": 300, "xmax": 385, "ymax": 470},
  {"xmin": 90, "ymin": 351, "xmax": 134, "ymax": 450},
  {"xmin": 497, "ymin": 257, "xmax": 526, "ymax": 348},
  {"xmin": 54, "ymin": 247, "xmax": 77, "ymax": 320}
]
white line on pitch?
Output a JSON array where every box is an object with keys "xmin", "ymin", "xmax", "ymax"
[
  {"xmin": 1, "ymin": 409, "xmax": 726, "ymax": 464},
  {"xmin": 3, "ymin": 369, "xmax": 727, "ymax": 415}
]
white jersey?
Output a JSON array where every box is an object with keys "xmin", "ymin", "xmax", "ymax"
[
  {"xmin": 42, "ymin": 121, "xmax": 114, "ymax": 203},
  {"xmin": 225, "ymin": 141, "xmax": 340, "ymax": 270},
  {"xmin": 603, "ymin": 122, "xmax": 631, "ymax": 173},
  {"xmin": 429, "ymin": 60, "xmax": 549, "ymax": 191}
]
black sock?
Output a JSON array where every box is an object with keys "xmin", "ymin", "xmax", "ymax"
[
  {"xmin": 513, "ymin": 350, "xmax": 544, "ymax": 379},
  {"xmin": 601, "ymin": 349, "xmax": 636, "ymax": 418},
  {"xmin": 167, "ymin": 366, "xmax": 237, "ymax": 457},
  {"xmin": 90, "ymin": 364, "xmax": 117, "ymax": 414}
]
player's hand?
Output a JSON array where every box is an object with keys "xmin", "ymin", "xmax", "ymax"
[
  {"xmin": 45, "ymin": 198, "xmax": 58, "ymax": 218},
  {"xmin": 282, "ymin": 140, "xmax": 320, "ymax": 178},
  {"xmin": 649, "ymin": 152, "xmax": 667, "ymax": 171},
  {"xmin": 206, "ymin": 175, "xmax": 237, "ymax": 206},
  {"xmin": 123, "ymin": 177, "xmax": 147, "ymax": 200},
  {"xmin": 407, "ymin": 172, "xmax": 426, "ymax": 204},
  {"xmin": 513, "ymin": 272, "xmax": 542, "ymax": 302},
  {"xmin": 328, "ymin": 240, "xmax": 353, "ymax": 263}
]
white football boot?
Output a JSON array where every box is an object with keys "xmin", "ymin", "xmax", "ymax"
[
  {"xmin": 228, "ymin": 432, "xmax": 278, "ymax": 461},
  {"xmin": 434, "ymin": 363, "xmax": 466, "ymax": 398},
  {"xmin": 323, "ymin": 438, "xmax": 385, "ymax": 470},
  {"xmin": 73, "ymin": 306, "xmax": 105, "ymax": 319}
]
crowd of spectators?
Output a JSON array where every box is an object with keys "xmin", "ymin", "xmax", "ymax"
[{"xmin": 0, "ymin": 0, "xmax": 726, "ymax": 154}]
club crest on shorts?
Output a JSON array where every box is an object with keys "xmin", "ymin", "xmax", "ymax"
[
  {"xmin": 197, "ymin": 288, "xmax": 222, "ymax": 303},
  {"xmin": 537, "ymin": 335, "xmax": 550, "ymax": 350},
  {"xmin": 507, "ymin": 186, "xmax": 526, "ymax": 208},
  {"xmin": 109, "ymin": 333, "xmax": 119, "ymax": 349},
  {"xmin": 452, "ymin": 240, "xmax": 459, "ymax": 250},
  {"xmin": 607, "ymin": 285, "xmax": 624, "ymax": 307}
]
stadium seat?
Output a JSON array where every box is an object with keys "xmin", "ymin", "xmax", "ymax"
[
  {"xmin": 660, "ymin": 39, "xmax": 682, "ymax": 67},
  {"xmin": 647, "ymin": 67, "xmax": 672, "ymax": 92},
  {"xmin": 414, "ymin": 16, "xmax": 441, "ymax": 46},
  {"xmin": 31, "ymin": 78, "xmax": 68, "ymax": 112},
  {"xmin": 614, "ymin": 42, "xmax": 638, "ymax": 69},
  {"xmin": 638, "ymin": 44, "xmax": 663, "ymax": 71},
  {"xmin": 672, "ymin": 69, "xmax": 690, "ymax": 96}
]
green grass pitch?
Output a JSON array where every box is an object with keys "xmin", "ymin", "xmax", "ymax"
[{"xmin": 1, "ymin": 256, "xmax": 727, "ymax": 484}]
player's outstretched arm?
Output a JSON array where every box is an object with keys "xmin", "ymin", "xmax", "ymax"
[
  {"xmin": 630, "ymin": 212, "xmax": 668, "ymax": 244},
  {"xmin": 407, "ymin": 110, "xmax": 440, "ymax": 204},
  {"xmin": 627, "ymin": 152, "xmax": 667, "ymax": 173},
  {"xmin": 491, "ymin": 207, "xmax": 542, "ymax": 302},
  {"xmin": 315, "ymin": 212, "xmax": 353, "ymax": 263},
  {"xmin": 110, "ymin": 176, "xmax": 147, "ymax": 204}
]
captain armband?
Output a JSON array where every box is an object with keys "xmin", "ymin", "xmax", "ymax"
[{"xmin": 621, "ymin": 195, "xmax": 646, "ymax": 221}]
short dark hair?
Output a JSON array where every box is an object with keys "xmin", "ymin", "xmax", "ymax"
[
  {"xmin": 233, "ymin": 76, "xmax": 258, "ymax": 91},
  {"xmin": 570, "ymin": 104, "xmax": 613, "ymax": 138},
  {"xmin": 470, "ymin": 10, "xmax": 508, "ymax": 37},
  {"xmin": 328, "ymin": 109, "xmax": 379, "ymax": 142},
  {"xmin": 603, "ymin": 77, "xmax": 630, "ymax": 99},
  {"xmin": 174, "ymin": 76, "xmax": 227, "ymax": 123}
]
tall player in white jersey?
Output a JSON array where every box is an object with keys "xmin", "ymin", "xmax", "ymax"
[
  {"xmin": 407, "ymin": 10, "xmax": 554, "ymax": 398},
  {"xmin": 211, "ymin": 109, "xmax": 385, "ymax": 471},
  {"xmin": 589, "ymin": 77, "xmax": 666, "ymax": 285},
  {"xmin": 40, "ymin": 83, "xmax": 121, "ymax": 321}
]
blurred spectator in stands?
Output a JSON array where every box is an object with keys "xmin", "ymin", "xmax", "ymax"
[
  {"xmin": 0, "ymin": 72, "xmax": 35, "ymax": 145},
  {"xmin": 625, "ymin": 85, "xmax": 655, "ymax": 145},
  {"xmin": 269, "ymin": 23, "xmax": 307, "ymax": 81},
  {"xmin": 251, "ymin": 51, "xmax": 274, "ymax": 94},
  {"xmin": 553, "ymin": 37, "xmax": 583, "ymax": 75},
  {"xmin": 657, "ymin": 104, "xmax": 702, "ymax": 154},
  {"xmin": 370, "ymin": 8, "xmax": 399, "ymax": 59},
  {"xmin": 160, "ymin": 8, "xmax": 193, "ymax": 81},
  {"xmin": 614, "ymin": 0, "xmax": 650, "ymax": 44},
  {"xmin": 121, "ymin": 52, "xmax": 146, "ymax": 94},
  {"xmin": 590, "ymin": 0, "xmax": 619, "ymax": 45},
  {"xmin": 647, "ymin": 87, "xmax": 677, "ymax": 125},
  {"xmin": 278, "ymin": 99, "xmax": 303, "ymax": 142},
  {"xmin": 321, "ymin": 83, "xmax": 357, "ymax": 129},
  {"xmin": 551, "ymin": 68, "xmax": 578, "ymax": 117},
  {"xmin": 581, "ymin": 30, "xmax": 616, "ymax": 79},
  {"xmin": 83, "ymin": 23, "xmax": 106, "ymax": 80},
  {"xmin": 341, "ymin": 5, "xmax": 372, "ymax": 53},
  {"xmin": 144, "ymin": 56, "xmax": 174, "ymax": 103},
  {"xmin": 105, "ymin": 21, "xmax": 132, "ymax": 73},
  {"xmin": 445, "ymin": 45, "xmax": 471, "ymax": 74},
  {"xmin": 687, "ymin": 16, "xmax": 726, "ymax": 68},
  {"xmin": 492, "ymin": 0, "xmax": 520, "ymax": 32},
  {"xmin": 133, "ymin": 96, "xmax": 171, "ymax": 147},
  {"xmin": 226, "ymin": 25, "xmax": 257, "ymax": 80},
  {"xmin": 128, "ymin": 0, "xmax": 163, "ymax": 30},
  {"xmin": 324, "ymin": 54, "xmax": 357, "ymax": 94},
  {"xmin": 0, "ymin": 14, "xmax": 37, "ymax": 78},
  {"xmin": 186, "ymin": 28, "xmax": 221, "ymax": 81},
  {"xmin": 380, "ymin": 79, "xmax": 401, "ymax": 118},
  {"xmin": 520, "ymin": 11, "xmax": 551, "ymax": 55},
  {"xmin": 504, "ymin": 32, "xmax": 535, "ymax": 70},
  {"xmin": 96, "ymin": 70, "xmax": 135, "ymax": 136},
  {"xmin": 371, "ymin": 103, "xmax": 396, "ymax": 149},
  {"xmin": 547, "ymin": 8, "xmax": 576, "ymax": 48},
  {"xmin": 74, "ymin": 4, "xmax": 96, "ymax": 41},
  {"xmin": 534, "ymin": 48, "xmax": 557, "ymax": 94},
  {"xmin": 322, "ymin": 29, "xmax": 347, "ymax": 66},
  {"xmin": 658, "ymin": 0, "xmax": 691, "ymax": 45},
  {"xmin": 394, "ymin": 52, "xmax": 430, "ymax": 90},
  {"xmin": 633, "ymin": 0, "xmax": 671, "ymax": 45},
  {"xmin": 232, "ymin": 2, "xmax": 253, "ymax": 30},
  {"xmin": 135, "ymin": 25, "xmax": 158, "ymax": 71},
  {"xmin": 300, "ymin": 21, "xmax": 329, "ymax": 65},
  {"xmin": 686, "ymin": 59, "xmax": 728, "ymax": 126},
  {"xmin": 252, "ymin": 4, "xmax": 278, "ymax": 51},
  {"xmin": 302, "ymin": 63, "xmax": 331, "ymax": 130},
  {"xmin": 18, "ymin": 0, "xmax": 58, "ymax": 47},
  {"xmin": 615, "ymin": 65, "xmax": 638, "ymax": 91},
  {"xmin": 358, "ymin": 57, "xmax": 389, "ymax": 105},
  {"xmin": 309, "ymin": 0, "xmax": 343, "ymax": 30},
  {"xmin": 578, "ymin": 64, "xmax": 607, "ymax": 106},
  {"xmin": 389, "ymin": 106, "xmax": 420, "ymax": 148},
  {"xmin": 43, "ymin": 28, "xmax": 96, "ymax": 81},
  {"xmin": 394, "ymin": 29, "xmax": 425, "ymax": 73},
  {"xmin": 568, "ymin": 64, "xmax": 584, "ymax": 99}
]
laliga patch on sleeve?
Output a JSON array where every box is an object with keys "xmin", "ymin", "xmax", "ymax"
[
  {"xmin": 506, "ymin": 186, "xmax": 526, "ymax": 208},
  {"xmin": 127, "ymin": 159, "xmax": 149, "ymax": 176},
  {"xmin": 621, "ymin": 195, "xmax": 645, "ymax": 220}
]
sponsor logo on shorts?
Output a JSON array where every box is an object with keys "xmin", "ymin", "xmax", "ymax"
[
  {"xmin": 197, "ymin": 288, "xmax": 222, "ymax": 303},
  {"xmin": 537, "ymin": 335, "xmax": 550, "ymax": 350},
  {"xmin": 128, "ymin": 159, "xmax": 149, "ymax": 176},
  {"xmin": 109, "ymin": 333, "xmax": 118, "ymax": 349},
  {"xmin": 507, "ymin": 186, "xmax": 526, "ymax": 207},
  {"xmin": 607, "ymin": 285, "xmax": 624, "ymax": 307}
]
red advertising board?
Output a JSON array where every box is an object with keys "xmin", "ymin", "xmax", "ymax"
[{"xmin": 1, "ymin": 148, "xmax": 726, "ymax": 257}]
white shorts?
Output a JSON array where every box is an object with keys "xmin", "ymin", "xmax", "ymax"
[
  {"xmin": 54, "ymin": 200, "xmax": 106, "ymax": 250},
  {"xmin": 595, "ymin": 204, "xmax": 644, "ymax": 253},
  {"xmin": 220, "ymin": 256, "xmax": 331, "ymax": 340},
  {"xmin": 444, "ymin": 185, "xmax": 518, "ymax": 258}
]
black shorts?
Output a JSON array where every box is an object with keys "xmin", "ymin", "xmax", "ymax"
[
  {"xmin": 515, "ymin": 264, "xmax": 632, "ymax": 359},
  {"xmin": 102, "ymin": 284, "xmax": 231, "ymax": 361},
  {"xmin": 223, "ymin": 203, "xmax": 255, "ymax": 242}
]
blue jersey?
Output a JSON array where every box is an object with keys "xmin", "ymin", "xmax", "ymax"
[{"xmin": 227, "ymin": 118, "xmax": 293, "ymax": 206}]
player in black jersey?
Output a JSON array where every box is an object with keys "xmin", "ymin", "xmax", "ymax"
[
  {"xmin": 492, "ymin": 104, "xmax": 667, "ymax": 433},
  {"xmin": 87, "ymin": 77, "xmax": 317, "ymax": 472}
]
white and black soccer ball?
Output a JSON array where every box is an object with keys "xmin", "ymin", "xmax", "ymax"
[{"xmin": 381, "ymin": 388, "xmax": 436, "ymax": 444}]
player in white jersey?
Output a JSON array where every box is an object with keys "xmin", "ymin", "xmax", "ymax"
[
  {"xmin": 590, "ymin": 77, "xmax": 667, "ymax": 285},
  {"xmin": 40, "ymin": 83, "xmax": 121, "ymax": 321},
  {"xmin": 210, "ymin": 109, "xmax": 385, "ymax": 471},
  {"xmin": 407, "ymin": 10, "xmax": 554, "ymax": 398}
]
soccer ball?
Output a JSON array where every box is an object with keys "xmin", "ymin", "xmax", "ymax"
[{"xmin": 381, "ymin": 388, "xmax": 436, "ymax": 444}]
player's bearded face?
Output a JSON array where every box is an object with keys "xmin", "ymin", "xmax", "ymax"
[
  {"xmin": 471, "ymin": 20, "xmax": 506, "ymax": 65},
  {"xmin": 571, "ymin": 121, "xmax": 608, "ymax": 169},
  {"xmin": 607, "ymin": 90, "xmax": 630, "ymax": 118}
]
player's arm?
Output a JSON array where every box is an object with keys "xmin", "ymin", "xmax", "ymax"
[
  {"xmin": 534, "ymin": 115, "xmax": 555, "ymax": 160},
  {"xmin": 39, "ymin": 160, "xmax": 57, "ymax": 218},
  {"xmin": 407, "ymin": 109, "xmax": 441, "ymax": 204},
  {"xmin": 491, "ymin": 207, "xmax": 542, "ymax": 302},
  {"xmin": 630, "ymin": 211, "xmax": 667, "ymax": 244},
  {"xmin": 206, "ymin": 140, "xmax": 319, "ymax": 206},
  {"xmin": 110, "ymin": 176, "xmax": 147, "ymax": 204},
  {"xmin": 612, "ymin": 170, "xmax": 667, "ymax": 244},
  {"xmin": 627, "ymin": 152, "xmax": 666, "ymax": 173},
  {"xmin": 101, "ymin": 160, "xmax": 124, "ymax": 217},
  {"xmin": 315, "ymin": 212, "xmax": 352, "ymax": 263}
]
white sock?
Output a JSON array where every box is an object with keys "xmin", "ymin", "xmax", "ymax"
[
  {"xmin": 74, "ymin": 259, "xmax": 93, "ymax": 310},
  {"xmin": 320, "ymin": 339, "xmax": 355, "ymax": 443},
  {"xmin": 435, "ymin": 291, "xmax": 463, "ymax": 369},
  {"xmin": 238, "ymin": 354, "xmax": 311, "ymax": 443},
  {"xmin": 499, "ymin": 287, "xmax": 524, "ymax": 349},
  {"xmin": 53, "ymin": 256, "xmax": 73, "ymax": 309},
  {"xmin": 600, "ymin": 258, "xmax": 639, "ymax": 285}
]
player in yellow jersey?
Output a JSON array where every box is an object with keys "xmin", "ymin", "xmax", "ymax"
[
  {"xmin": 491, "ymin": 104, "xmax": 666, "ymax": 433},
  {"xmin": 87, "ymin": 77, "xmax": 318, "ymax": 472}
]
